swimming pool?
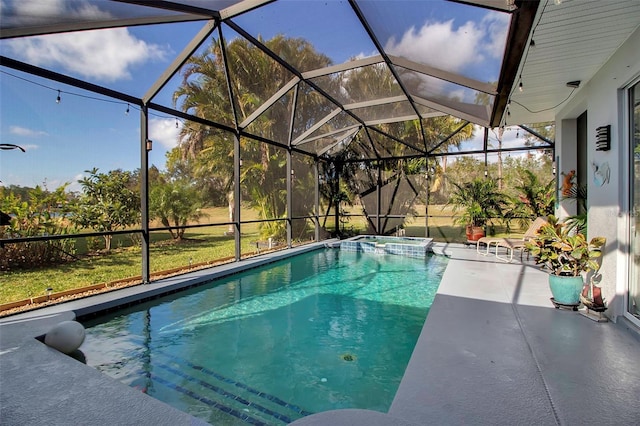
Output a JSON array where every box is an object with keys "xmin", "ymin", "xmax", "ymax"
[{"xmin": 81, "ymin": 249, "xmax": 447, "ymax": 425}]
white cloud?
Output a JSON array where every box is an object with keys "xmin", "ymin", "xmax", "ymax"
[
  {"xmin": 149, "ymin": 117, "xmax": 181, "ymax": 150},
  {"xmin": 382, "ymin": 14, "xmax": 511, "ymax": 105},
  {"xmin": 6, "ymin": 0, "xmax": 111, "ymax": 26},
  {"xmin": 13, "ymin": 0, "xmax": 84, "ymax": 22},
  {"xmin": 2, "ymin": 0, "xmax": 111, "ymax": 33},
  {"xmin": 5, "ymin": 28, "xmax": 168, "ymax": 82},
  {"xmin": 481, "ymin": 13, "xmax": 510, "ymax": 60},
  {"xmin": 386, "ymin": 19, "xmax": 484, "ymax": 73},
  {"xmin": 9, "ymin": 125, "xmax": 47, "ymax": 137},
  {"xmin": 385, "ymin": 13, "xmax": 510, "ymax": 78}
]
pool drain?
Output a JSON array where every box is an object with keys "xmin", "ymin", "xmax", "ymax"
[{"xmin": 341, "ymin": 353, "xmax": 356, "ymax": 362}]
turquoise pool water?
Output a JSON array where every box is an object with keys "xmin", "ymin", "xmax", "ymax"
[{"xmin": 81, "ymin": 249, "xmax": 447, "ymax": 425}]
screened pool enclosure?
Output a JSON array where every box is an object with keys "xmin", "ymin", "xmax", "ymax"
[{"xmin": 0, "ymin": 1, "xmax": 555, "ymax": 290}]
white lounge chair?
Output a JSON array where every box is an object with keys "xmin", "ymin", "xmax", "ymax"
[
  {"xmin": 494, "ymin": 217, "xmax": 548, "ymax": 262},
  {"xmin": 475, "ymin": 217, "xmax": 548, "ymax": 261}
]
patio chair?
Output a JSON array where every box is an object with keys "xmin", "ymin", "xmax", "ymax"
[
  {"xmin": 493, "ymin": 217, "xmax": 549, "ymax": 262},
  {"xmin": 476, "ymin": 235, "xmax": 508, "ymax": 255},
  {"xmin": 475, "ymin": 217, "xmax": 547, "ymax": 259}
]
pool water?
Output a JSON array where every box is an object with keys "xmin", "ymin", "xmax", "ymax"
[{"xmin": 81, "ymin": 249, "xmax": 447, "ymax": 425}]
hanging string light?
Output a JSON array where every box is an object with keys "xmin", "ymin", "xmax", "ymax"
[{"xmin": 2, "ymin": 69, "xmax": 195, "ymax": 126}]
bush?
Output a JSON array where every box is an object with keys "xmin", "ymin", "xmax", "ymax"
[
  {"xmin": 0, "ymin": 238, "xmax": 76, "ymax": 271},
  {"xmin": 0, "ymin": 184, "xmax": 77, "ymax": 271}
]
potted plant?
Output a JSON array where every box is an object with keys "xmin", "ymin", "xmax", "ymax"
[
  {"xmin": 525, "ymin": 215, "xmax": 606, "ymax": 306},
  {"xmin": 447, "ymin": 178, "xmax": 509, "ymax": 241}
]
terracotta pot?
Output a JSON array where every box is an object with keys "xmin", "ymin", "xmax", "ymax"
[
  {"xmin": 466, "ymin": 225, "xmax": 485, "ymax": 241},
  {"xmin": 582, "ymin": 284, "xmax": 606, "ymax": 308}
]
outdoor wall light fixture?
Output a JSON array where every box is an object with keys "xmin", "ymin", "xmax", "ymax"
[
  {"xmin": 566, "ymin": 80, "xmax": 581, "ymax": 89},
  {"xmin": 146, "ymin": 139, "xmax": 153, "ymax": 151},
  {"xmin": 595, "ymin": 125, "xmax": 611, "ymax": 151}
]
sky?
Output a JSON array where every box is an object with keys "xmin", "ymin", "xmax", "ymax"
[{"xmin": 0, "ymin": 0, "xmax": 523, "ymax": 193}]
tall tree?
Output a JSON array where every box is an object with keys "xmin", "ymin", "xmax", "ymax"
[
  {"xmin": 71, "ymin": 168, "xmax": 140, "ymax": 251},
  {"xmin": 173, "ymin": 35, "xmax": 332, "ymax": 239}
]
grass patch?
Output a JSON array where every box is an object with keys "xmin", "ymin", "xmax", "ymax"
[{"xmin": 0, "ymin": 207, "xmax": 265, "ymax": 305}]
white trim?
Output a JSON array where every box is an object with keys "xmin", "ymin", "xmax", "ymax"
[{"xmin": 623, "ymin": 75, "xmax": 640, "ymax": 327}]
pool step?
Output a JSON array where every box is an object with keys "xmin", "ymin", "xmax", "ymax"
[
  {"xmin": 155, "ymin": 361, "xmax": 305, "ymax": 425},
  {"xmin": 117, "ymin": 348, "xmax": 312, "ymax": 425}
]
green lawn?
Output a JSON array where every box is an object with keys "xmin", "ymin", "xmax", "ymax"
[{"xmin": 0, "ymin": 207, "xmax": 264, "ymax": 305}]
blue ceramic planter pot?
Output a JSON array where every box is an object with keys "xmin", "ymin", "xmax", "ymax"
[{"xmin": 548, "ymin": 274, "xmax": 584, "ymax": 305}]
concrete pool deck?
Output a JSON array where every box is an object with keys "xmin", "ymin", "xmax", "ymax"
[{"xmin": 2, "ymin": 241, "xmax": 639, "ymax": 425}]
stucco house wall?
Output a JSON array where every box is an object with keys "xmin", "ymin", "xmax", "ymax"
[{"xmin": 556, "ymin": 27, "xmax": 640, "ymax": 320}]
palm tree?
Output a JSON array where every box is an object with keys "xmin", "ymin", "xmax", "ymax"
[
  {"xmin": 149, "ymin": 177, "xmax": 204, "ymax": 241},
  {"xmin": 513, "ymin": 169, "xmax": 555, "ymax": 221},
  {"xmin": 173, "ymin": 35, "xmax": 332, "ymax": 239},
  {"xmin": 447, "ymin": 178, "xmax": 510, "ymax": 240},
  {"xmin": 418, "ymin": 116, "xmax": 475, "ymax": 202}
]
